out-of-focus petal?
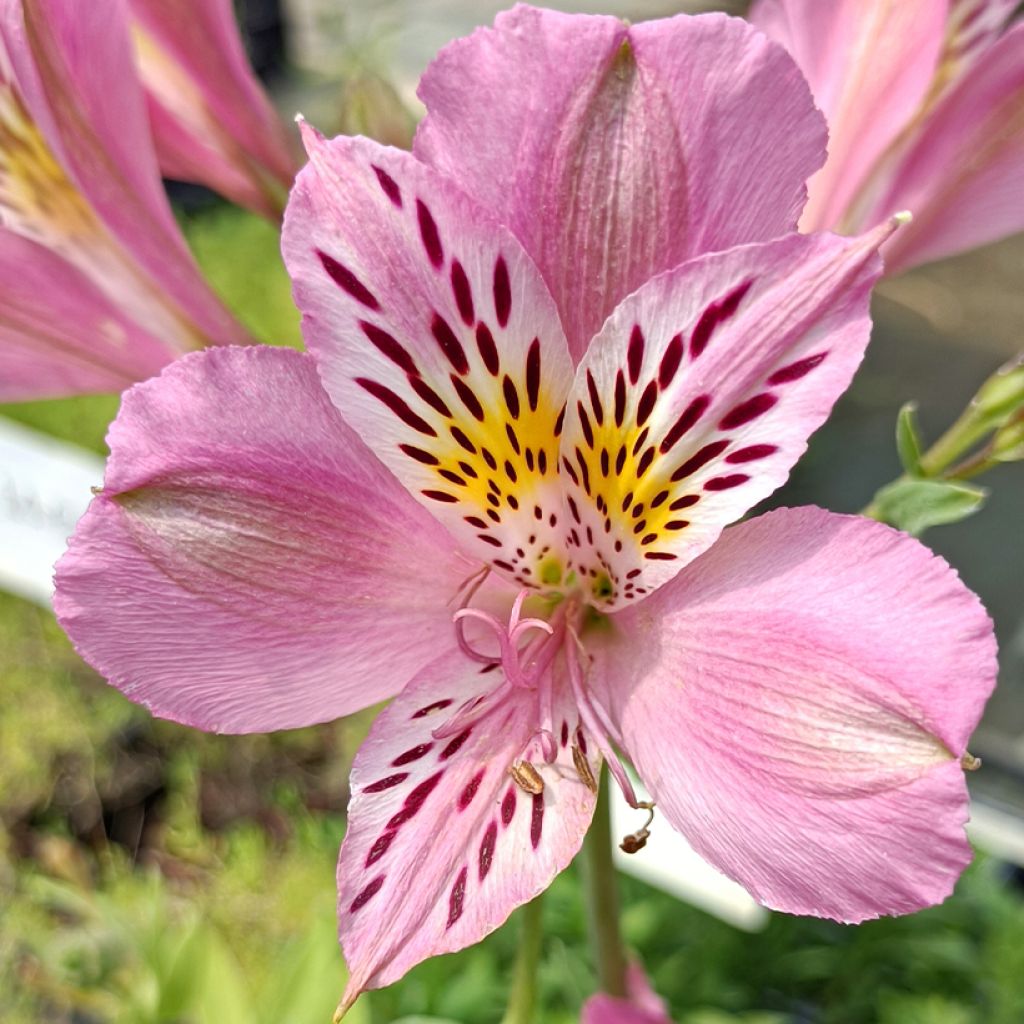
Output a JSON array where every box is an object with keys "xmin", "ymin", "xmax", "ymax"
[
  {"xmin": 2, "ymin": 0, "xmax": 248, "ymax": 348},
  {"xmin": 55, "ymin": 346, "xmax": 472, "ymax": 733},
  {"xmin": 558, "ymin": 224, "xmax": 892, "ymax": 608},
  {"xmin": 283, "ymin": 126, "xmax": 576, "ymax": 587},
  {"xmin": 595, "ymin": 507, "xmax": 997, "ymax": 922},
  {"xmin": 335, "ymin": 653, "xmax": 597, "ymax": 1011},
  {"xmin": 0, "ymin": 230, "xmax": 177, "ymax": 399},
  {"xmin": 859, "ymin": 23, "xmax": 1024, "ymax": 273},
  {"xmin": 582, "ymin": 963, "xmax": 673, "ymax": 1024},
  {"xmin": 129, "ymin": 0, "xmax": 299, "ymax": 219},
  {"xmin": 750, "ymin": 0, "xmax": 947, "ymax": 232},
  {"xmin": 415, "ymin": 5, "xmax": 826, "ymax": 360}
]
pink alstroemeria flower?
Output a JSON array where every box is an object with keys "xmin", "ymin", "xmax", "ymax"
[
  {"xmin": 751, "ymin": 0, "xmax": 1024, "ymax": 273},
  {"xmin": 0, "ymin": 0, "xmax": 250, "ymax": 400},
  {"xmin": 128, "ymin": 0, "xmax": 300, "ymax": 220},
  {"xmin": 582, "ymin": 963, "xmax": 672, "ymax": 1024},
  {"xmin": 55, "ymin": 6, "xmax": 997, "ymax": 1014}
]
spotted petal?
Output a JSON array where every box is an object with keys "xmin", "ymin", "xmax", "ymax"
[
  {"xmin": 283, "ymin": 127, "xmax": 576, "ymax": 590},
  {"xmin": 415, "ymin": 5, "xmax": 826, "ymax": 361},
  {"xmin": 335, "ymin": 651, "xmax": 598, "ymax": 1011},
  {"xmin": 594, "ymin": 508, "xmax": 997, "ymax": 921},
  {"xmin": 557, "ymin": 225, "xmax": 893, "ymax": 607},
  {"xmin": 55, "ymin": 346, "xmax": 471, "ymax": 732}
]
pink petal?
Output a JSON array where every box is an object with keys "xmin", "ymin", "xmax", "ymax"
[
  {"xmin": 595, "ymin": 507, "xmax": 997, "ymax": 922},
  {"xmin": 129, "ymin": 0, "xmax": 299, "ymax": 218},
  {"xmin": 0, "ymin": 231, "xmax": 177, "ymax": 399},
  {"xmin": 557, "ymin": 224, "xmax": 893, "ymax": 608},
  {"xmin": 860, "ymin": 22, "xmax": 1024, "ymax": 273},
  {"xmin": 582, "ymin": 963, "xmax": 672, "ymax": 1024},
  {"xmin": 283, "ymin": 126, "xmax": 577, "ymax": 588},
  {"xmin": 335, "ymin": 652, "xmax": 597, "ymax": 1010},
  {"xmin": 54, "ymin": 346, "xmax": 471, "ymax": 732},
  {"xmin": 415, "ymin": 6, "xmax": 826, "ymax": 361},
  {"xmin": 750, "ymin": 0, "xmax": 947, "ymax": 232},
  {"xmin": 2, "ymin": 0, "xmax": 249, "ymax": 349}
]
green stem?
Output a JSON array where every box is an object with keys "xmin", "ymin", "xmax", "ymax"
[
  {"xmin": 581, "ymin": 774, "xmax": 628, "ymax": 998},
  {"xmin": 500, "ymin": 895, "xmax": 545, "ymax": 1024}
]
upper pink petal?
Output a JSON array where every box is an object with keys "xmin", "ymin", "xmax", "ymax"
[
  {"xmin": 751, "ymin": 0, "xmax": 948, "ymax": 232},
  {"xmin": 557, "ymin": 224, "xmax": 892, "ymax": 607},
  {"xmin": 335, "ymin": 651, "xmax": 597, "ymax": 1010},
  {"xmin": 129, "ymin": 0, "xmax": 299, "ymax": 218},
  {"xmin": 2, "ymin": 0, "xmax": 249, "ymax": 347},
  {"xmin": 0, "ymin": 230, "xmax": 177, "ymax": 400},
  {"xmin": 55, "ymin": 346, "xmax": 471, "ymax": 733},
  {"xmin": 858, "ymin": 22, "xmax": 1024, "ymax": 273},
  {"xmin": 415, "ymin": 5, "xmax": 826, "ymax": 361},
  {"xmin": 594, "ymin": 507, "xmax": 997, "ymax": 922},
  {"xmin": 282, "ymin": 127, "xmax": 577, "ymax": 588}
]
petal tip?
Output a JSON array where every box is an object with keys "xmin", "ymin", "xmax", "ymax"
[{"xmin": 297, "ymin": 115, "xmax": 327, "ymax": 157}]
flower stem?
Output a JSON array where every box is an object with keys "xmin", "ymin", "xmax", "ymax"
[
  {"xmin": 500, "ymin": 894, "xmax": 545, "ymax": 1024},
  {"xmin": 582, "ymin": 774, "xmax": 628, "ymax": 998}
]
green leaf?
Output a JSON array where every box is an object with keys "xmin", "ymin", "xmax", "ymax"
[
  {"xmin": 871, "ymin": 478, "xmax": 987, "ymax": 536},
  {"xmin": 895, "ymin": 401, "xmax": 925, "ymax": 476}
]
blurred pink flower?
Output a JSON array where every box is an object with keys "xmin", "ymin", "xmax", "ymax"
[
  {"xmin": 751, "ymin": 0, "xmax": 1024, "ymax": 273},
  {"xmin": 582, "ymin": 963, "xmax": 673, "ymax": 1024},
  {"xmin": 55, "ymin": 6, "xmax": 996, "ymax": 1014},
  {"xmin": 0, "ymin": 0, "xmax": 250, "ymax": 400},
  {"xmin": 128, "ymin": 0, "xmax": 300, "ymax": 220}
]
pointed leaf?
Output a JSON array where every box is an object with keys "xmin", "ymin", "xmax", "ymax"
[
  {"xmin": 896, "ymin": 401, "xmax": 925, "ymax": 476},
  {"xmin": 871, "ymin": 478, "xmax": 988, "ymax": 535}
]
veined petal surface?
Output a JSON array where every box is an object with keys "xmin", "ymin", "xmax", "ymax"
[
  {"xmin": 335, "ymin": 652, "xmax": 597, "ymax": 1009},
  {"xmin": 55, "ymin": 347, "xmax": 471, "ymax": 733},
  {"xmin": 415, "ymin": 5, "xmax": 826, "ymax": 360},
  {"xmin": 594, "ymin": 508, "xmax": 997, "ymax": 922},
  {"xmin": 558, "ymin": 227, "xmax": 890, "ymax": 607},
  {"xmin": 284, "ymin": 128, "xmax": 576, "ymax": 588}
]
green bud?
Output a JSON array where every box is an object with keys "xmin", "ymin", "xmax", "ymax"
[
  {"xmin": 870, "ymin": 478, "xmax": 987, "ymax": 536},
  {"xmin": 895, "ymin": 401, "xmax": 924, "ymax": 476}
]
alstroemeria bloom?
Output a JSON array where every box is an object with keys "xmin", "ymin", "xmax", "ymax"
[
  {"xmin": 0, "ymin": 0, "xmax": 250, "ymax": 400},
  {"xmin": 128, "ymin": 0, "xmax": 299, "ymax": 220},
  {"xmin": 55, "ymin": 6, "xmax": 996, "ymax": 1014},
  {"xmin": 582, "ymin": 963, "xmax": 672, "ymax": 1024},
  {"xmin": 751, "ymin": 0, "xmax": 1024, "ymax": 273}
]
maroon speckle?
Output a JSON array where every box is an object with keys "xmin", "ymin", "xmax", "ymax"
[
  {"xmin": 660, "ymin": 394, "xmax": 710, "ymax": 454},
  {"xmin": 494, "ymin": 256, "xmax": 512, "ymax": 327},
  {"xmin": 387, "ymin": 771, "xmax": 443, "ymax": 829},
  {"xmin": 431, "ymin": 312, "xmax": 469, "ymax": 374},
  {"xmin": 614, "ymin": 371, "xmax": 627, "ymax": 426},
  {"xmin": 350, "ymin": 876, "xmax": 385, "ymax": 913},
  {"xmin": 669, "ymin": 494, "xmax": 700, "ymax": 511},
  {"xmin": 627, "ymin": 325, "xmax": 645, "ymax": 384},
  {"xmin": 636, "ymin": 381, "xmax": 658, "ymax": 427},
  {"xmin": 768, "ymin": 351, "xmax": 827, "ymax": 385},
  {"xmin": 636, "ymin": 446, "xmax": 655, "ymax": 478},
  {"xmin": 479, "ymin": 821, "xmax": 498, "ymax": 880},
  {"xmin": 578, "ymin": 403, "xmax": 594, "ymax": 448},
  {"xmin": 417, "ymin": 199, "xmax": 443, "ymax": 268},
  {"xmin": 450, "ymin": 260, "xmax": 475, "ymax": 325},
  {"xmin": 476, "ymin": 323, "xmax": 500, "ymax": 375},
  {"xmin": 690, "ymin": 280, "xmax": 752, "ymax": 359},
  {"xmin": 393, "ymin": 742, "xmax": 434, "ymax": 766},
  {"xmin": 587, "ymin": 371, "xmax": 605, "ymax": 426},
  {"xmin": 576, "ymin": 730, "xmax": 588, "ymax": 755},
  {"xmin": 503, "ymin": 375, "xmax": 521, "ymax": 419},
  {"xmin": 451, "ymin": 426, "xmax": 477, "ymax": 453},
  {"xmin": 372, "ymin": 165, "xmax": 402, "ymax": 206},
  {"xmin": 659, "ymin": 333, "xmax": 684, "ymax": 388},
  {"xmin": 665, "ymin": 519, "xmax": 689, "ymax": 530},
  {"xmin": 465, "ymin": 515, "xmax": 487, "ymax": 528},
  {"xmin": 459, "ymin": 770, "xmax": 485, "ymax": 810},
  {"xmin": 560, "ymin": 721, "xmax": 570, "ymax": 747},
  {"xmin": 447, "ymin": 866, "xmax": 468, "ymax": 927},
  {"xmin": 356, "ymin": 378, "xmax": 436, "ymax": 436},
  {"xmin": 359, "ymin": 321, "xmax": 416, "ymax": 374},
  {"xmin": 670, "ymin": 439, "xmax": 730, "ymax": 481},
  {"xmin": 501, "ymin": 786, "xmax": 517, "ymax": 826},
  {"xmin": 554, "ymin": 405, "xmax": 566, "ymax": 436},
  {"xmin": 441, "ymin": 728, "xmax": 472, "ymax": 759},
  {"xmin": 645, "ymin": 551, "xmax": 678, "ymax": 561},
  {"xmin": 410, "ymin": 376, "xmax": 452, "ymax": 417},
  {"xmin": 400, "ymin": 444, "xmax": 439, "ymax": 466},
  {"xmin": 524, "ymin": 339, "xmax": 542, "ymax": 411},
  {"xmin": 479, "ymin": 533, "xmax": 502, "ymax": 547},
  {"xmin": 440, "ymin": 469, "xmax": 466, "ymax": 486},
  {"xmin": 452, "ymin": 375, "xmax": 485, "ymax": 421},
  {"xmin": 366, "ymin": 831, "xmax": 396, "ymax": 866},
  {"xmin": 506, "ymin": 424, "xmax": 521, "ymax": 454},
  {"xmin": 413, "ymin": 698, "xmax": 454, "ymax": 719},
  {"xmin": 727, "ymin": 443, "xmax": 778, "ymax": 463},
  {"xmin": 705, "ymin": 473, "xmax": 749, "ymax": 491},
  {"xmin": 318, "ymin": 251, "xmax": 380, "ymax": 309},
  {"xmin": 422, "ymin": 489, "xmax": 458, "ymax": 503},
  {"xmin": 719, "ymin": 392, "xmax": 777, "ymax": 429},
  {"xmin": 364, "ymin": 773, "xmax": 409, "ymax": 793},
  {"xmin": 530, "ymin": 793, "xmax": 545, "ymax": 848}
]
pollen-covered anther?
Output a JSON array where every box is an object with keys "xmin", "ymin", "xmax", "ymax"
[
  {"xmin": 509, "ymin": 758, "xmax": 545, "ymax": 795},
  {"xmin": 619, "ymin": 801, "xmax": 656, "ymax": 854},
  {"xmin": 572, "ymin": 743, "xmax": 598, "ymax": 793},
  {"xmin": 961, "ymin": 751, "xmax": 982, "ymax": 772}
]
